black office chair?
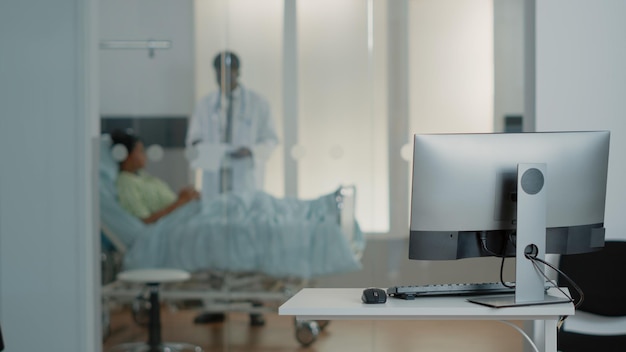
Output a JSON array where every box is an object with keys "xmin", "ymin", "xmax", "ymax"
[{"xmin": 557, "ymin": 241, "xmax": 626, "ymax": 352}]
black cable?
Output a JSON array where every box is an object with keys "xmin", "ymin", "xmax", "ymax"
[
  {"xmin": 524, "ymin": 252, "xmax": 585, "ymax": 329},
  {"xmin": 499, "ymin": 255, "xmax": 510, "ymax": 287},
  {"xmin": 525, "ymin": 253, "xmax": 584, "ymax": 309},
  {"xmin": 499, "ymin": 238, "xmax": 515, "ymax": 288},
  {"xmin": 478, "ymin": 232, "xmax": 515, "ymax": 288},
  {"xmin": 489, "ymin": 228, "xmax": 584, "ymax": 327},
  {"xmin": 479, "ymin": 233, "xmax": 501, "ymax": 257},
  {"xmin": 527, "ymin": 255, "xmax": 573, "ymax": 302}
]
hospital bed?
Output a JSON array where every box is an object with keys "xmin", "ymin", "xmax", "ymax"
[{"xmin": 98, "ymin": 134, "xmax": 365, "ymax": 346}]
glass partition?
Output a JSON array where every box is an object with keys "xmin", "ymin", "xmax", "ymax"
[
  {"xmin": 408, "ymin": 0, "xmax": 494, "ymax": 134},
  {"xmin": 98, "ymin": 0, "xmax": 526, "ymax": 350},
  {"xmin": 194, "ymin": 0, "xmax": 286, "ymax": 196},
  {"xmin": 296, "ymin": 0, "xmax": 388, "ymax": 233}
]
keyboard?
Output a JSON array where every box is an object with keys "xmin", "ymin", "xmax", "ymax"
[{"xmin": 387, "ymin": 282, "xmax": 518, "ymax": 300}]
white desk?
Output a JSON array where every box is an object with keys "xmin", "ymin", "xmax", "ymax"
[{"xmin": 279, "ymin": 288, "xmax": 574, "ymax": 352}]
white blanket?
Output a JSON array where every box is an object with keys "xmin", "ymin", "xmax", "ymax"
[{"xmin": 118, "ymin": 191, "xmax": 364, "ymax": 279}]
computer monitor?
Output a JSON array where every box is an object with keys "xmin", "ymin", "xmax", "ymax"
[{"xmin": 408, "ymin": 131, "xmax": 610, "ymax": 306}]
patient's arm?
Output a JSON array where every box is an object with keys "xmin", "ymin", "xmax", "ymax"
[{"xmin": 142, "ymin": 187, "xmax": 200, "ymax": 224}]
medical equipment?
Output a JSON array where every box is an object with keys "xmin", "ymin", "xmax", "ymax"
[{"xmin": 99, "ymin": 134, "xmax": 364, "ymax": 346}]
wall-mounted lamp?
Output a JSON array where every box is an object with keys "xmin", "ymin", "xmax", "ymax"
[{"xmin": 99, "ymin": 40, "xmax": 172, "ymax": 58}]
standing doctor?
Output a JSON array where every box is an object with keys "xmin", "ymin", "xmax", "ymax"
[{"xmin": 186, "ymin": 51, "xmax": 279, "ymax": 199}]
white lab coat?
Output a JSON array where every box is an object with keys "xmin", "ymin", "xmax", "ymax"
[{"xmin": 186, "ymin": 85, "xmax": 279, "ymax": 199}]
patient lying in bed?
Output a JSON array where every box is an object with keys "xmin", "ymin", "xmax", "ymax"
[
  {"xmin": 111, "ymin": 130, "xmax": 201, "ymax": 224},
  {"xmin": 101, "ymin": 131, "xmax": 364, "ymax": 279}
]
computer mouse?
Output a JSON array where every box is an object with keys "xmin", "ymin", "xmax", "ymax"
[{"xmin": 362, "ymin": 288, "xmax": 387, "ymax": 304}]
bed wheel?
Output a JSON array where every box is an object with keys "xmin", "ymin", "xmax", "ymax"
[
  {"xmin": 250, "ymin": 313, "xmax": 266, "ymax": 327},
  {"xmin": 294, "ymin": 319, "xmax": 320, "ymax": 347},
  {"xmin": 102, "ymin": 306, "xmax": 111, "ymax": 341},
  {"xmin": 316, "ymin": 320, "xmax": 330, "ymax": 331}
]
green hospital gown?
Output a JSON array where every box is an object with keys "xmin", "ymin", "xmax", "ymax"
[{"xmin": 116, "ymin": 170, "xmax": 177, "ymax": 219}]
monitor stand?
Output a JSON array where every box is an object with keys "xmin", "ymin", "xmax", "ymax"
[
  {"xmin": 467, "ymin": 293, "xmax": 569, "ymax": 308},
  {"xmin": 468, "ymin": 163, "xmax": 571, "ymax": 308}
]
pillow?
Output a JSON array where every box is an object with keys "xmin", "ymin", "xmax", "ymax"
[
  {"xmin": 99, "ymin": 133, "xmax": 146, "ymax": 249},
  {"xmin": 99, "ymin": 134, "xmax": 118, "ymax": 183}
]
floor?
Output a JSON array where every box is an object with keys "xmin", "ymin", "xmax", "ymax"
[{"xmin": 103, "ymin": 305, "xmax": 526, "ymax": 352}]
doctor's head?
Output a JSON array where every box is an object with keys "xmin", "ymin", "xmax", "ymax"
[
  {"xmin": 213, "ymin": 51, "xmax": 240, "ymax": 94},
  {"xmin": 111, "ymin": 129, "xmax": 146, "ymax": 173}
]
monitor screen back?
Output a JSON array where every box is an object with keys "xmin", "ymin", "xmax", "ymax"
[{"xmin": 410, "ymin": 131, "xmax": 610, "ymax": 233}]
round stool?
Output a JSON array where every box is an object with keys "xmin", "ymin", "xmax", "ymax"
[{"xmin": 108, "ymin": 269, "xmax": 203, "ymax": 352}]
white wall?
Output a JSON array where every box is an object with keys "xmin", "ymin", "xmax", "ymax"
[
  {"xmin": 194, "ymin": 0, "xmax": 285, "ymax": 196},
  {"xmin": 494, "ymin": 0, "xmax": 525, "ymax": 132},
  {"xmin": 408, "ymin": 0, "xmax": 494, "ymax": 134},
  {"xmin": 535, "ymin": 0, "xmax": 626, "ymax": 240},
  {"xmin": 99, "ymin": 0, "xmax": 194, "ymax": 116},
  {"xmin": 0, "ymin": 0, "xmax": 100, "ymax": 351}
]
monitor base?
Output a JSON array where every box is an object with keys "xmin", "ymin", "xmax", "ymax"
[{"xmin": 467, "ymin": 294, "xmax": 571, "ymax": 308}]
